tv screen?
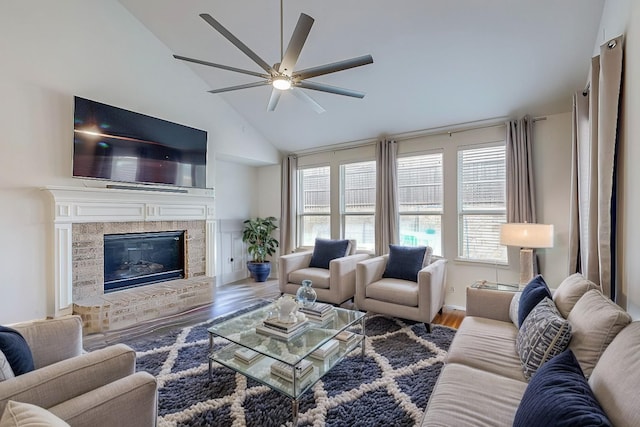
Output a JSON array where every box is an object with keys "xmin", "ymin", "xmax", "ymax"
[{"xmin": 73, "ymin": 96, "xmax": 208, "ymax": 189}]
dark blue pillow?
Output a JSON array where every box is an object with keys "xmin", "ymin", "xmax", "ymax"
[
  {"xmin": 382, "ymin": 245, "xmax": 427, "ymax": 282},
  {"xmin": 309, "ymin": 238, "xmax": 350, "ymax": 269},
  {"xmin": 0, "ymin": 326, "xmax": 35, "ymax": 375},
  {"xmin": 518, "ymin": 275, "xmax": 552, "ymax": 326},
  {"xmin": 513, "ymin": 350, "xmax": 612, "ymax": 427}
]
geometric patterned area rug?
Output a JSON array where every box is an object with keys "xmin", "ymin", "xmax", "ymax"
[{"xmin": 122, "ymin": 306, "xmax": 456, "ymax": 427}]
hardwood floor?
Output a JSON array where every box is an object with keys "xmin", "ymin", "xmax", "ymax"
[{"xmin": 83, "ymin": 278, "xmax": 465, "ymax": 350}]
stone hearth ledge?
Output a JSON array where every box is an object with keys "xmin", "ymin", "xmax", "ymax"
[{"xmin": 74, "ymin": 276, "xmax": 214, "ymax": 334}]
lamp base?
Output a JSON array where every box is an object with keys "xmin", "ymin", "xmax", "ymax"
[{"xmin": 519, "ymin": 248, "xmax": 534, "ymax": 285}]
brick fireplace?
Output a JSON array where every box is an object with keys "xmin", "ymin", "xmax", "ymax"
[{"xmin": 46, "ymin": 186, "xmax": 216, "ymax": 333}]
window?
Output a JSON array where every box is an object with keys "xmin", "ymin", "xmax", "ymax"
[
  {"xmin": 397, "ymin": 153, "xmax": 443, "ymax": 255},
  {"xmin": 458, "ymin": 144, "xmax": 507, "ymax": 263},
  {"xmin": 341, "ymin": 161, "xmax": 376, "ymax": 251},
  {"xmin": 298, "ymin": 166, "xmax": 331, "ymax": 246}
]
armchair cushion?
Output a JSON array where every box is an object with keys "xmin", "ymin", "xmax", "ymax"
[
  {"xmin": 366, "ymin": 278, "xmax": 418, "ymax": 306},
  {"xmin": 288, "ymin": 268, "xmax": 331, "ymax": 289},
  {"xmin": 0, "ymin": 328, "xmax": 33, "ymax": 377},
  {"xmin": 382, "ymin": 245, "xmax": 426, "ymax": 282},
  {"xmin": 0, "ymin": 400, "xmax": 69, "ymax": 427},
  {"xmin": 309, "ymin": 239, "xmax": 350, "ymax": 269}
]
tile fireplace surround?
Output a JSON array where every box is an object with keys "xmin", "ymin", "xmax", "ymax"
[{"xmin": 45, "ymin": 186, "xmax": 216, "ymax": 334}]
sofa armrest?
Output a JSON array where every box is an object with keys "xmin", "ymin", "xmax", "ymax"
[
  {"xmin": 355, "ymin": 255, "xmax": 388, "ymax": 305},
  {"xmin": 0, "ymin": 344, "xmax": 136, "ymax": 414},
  {"xmin": 465, "ymin": 287, "xmax": 514, "ymax": 322},
  {"xmin": 329, "ymin": 253, "xmax": 370, "ymax": 301},
  {"xmin": 278, "ymin": 251, "xmax": 313, "ymax": 291},
  {"xmin": 11, "ymin": 316, "xmax": 83, "ymax": 369},
  {"xmin": 49, "ymin": 372, "xmax": 157, "ymax": 427}
]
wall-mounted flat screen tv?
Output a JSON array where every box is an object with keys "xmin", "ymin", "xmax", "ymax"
[{"xmin": 73, "ymin": 96, "xmax": 208, "ymax": 189}]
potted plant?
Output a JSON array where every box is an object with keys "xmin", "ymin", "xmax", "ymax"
[{"xmin": 242, "ymin": 216, "xmax": 279, "ymax": 282}]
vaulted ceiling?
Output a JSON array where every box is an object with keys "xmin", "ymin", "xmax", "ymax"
[{"xmin": 119, "ymin": 0, "xmax": 605, "ymax": 153}]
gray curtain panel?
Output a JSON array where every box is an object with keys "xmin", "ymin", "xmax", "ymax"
[
  {"xmin": 280, "ymin": 155, "xmax": 297, "ymax": 255},
  {"xmin": 506, "ymin": 115, "xmax": 536, "ymax": 223},
  {"xmin": 375, "ymin": 139, "xmax": 398, "ymax": 255},
  {"xmin": 569, "ymin": 35, "xmax": 624, "ymax": 299}
]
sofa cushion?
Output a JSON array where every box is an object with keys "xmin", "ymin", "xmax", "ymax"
[
  {"xmin": 567, "ymin": 289, "xmax": 631, "ymax": 378},
  {"xmin": 516, "ymin": 298, "xmax": 572, "ymax": 380},
  {"xmin": 589, "ymin": 322, "xmax": 640, "ymax": 427},
  {"xmin": 309, "ymin": 238, "xmax": 350, "ymax": 269},
  {"xmin": 365, "ymin": 278, "xmax": 418, "ymax": 307},
  {"xmin": 446, "ymin": 316, "xmax": 526, "ymax": 382},
  {"xmin": 288, "ymin": 268, "xmax": 331, "ymax": 289},
  {"xmin": 0, "ymin": 401, "xmax": 70, "ymax": 427},
  {"xmin": 518, "ymin": 275, "xmax": 552, "ymax": 326},
  {"xmin": 421, "ymin": 363, "xmax": 527, "ymax": 427},
  {"xmin": 509, "ymin": 292, "xmax": 522, "ymax": 328},
  {"xmin": 513, "ymin": 350, "xmax": 611, "ymax": 427},
  {"xmin": 552, "ymin": 273, "xmax": 600, "ymax": 318},
  {"xmin": 382, "ymin": 245, "xmax": 426, "ymax": 282},
  {"xmin": 0, "ymin": 327, "xmax": 34, "ymax": 376},
  {"xmin": 0, "ymin": 351, "xmax": 15, "ymax": 382}
]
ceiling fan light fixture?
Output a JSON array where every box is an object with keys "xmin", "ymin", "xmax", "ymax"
[{"xmin": 272, "ymin": 76, "xmax": 292, "ymax": 90}]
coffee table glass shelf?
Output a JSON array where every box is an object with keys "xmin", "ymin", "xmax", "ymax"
[
  {"xmin": 471, "ymin": 280, "xmax": 523, "ymax": 292},
  {"xmin": 207, "ymin": 300, "xmax": 365, "ymax": 420}
]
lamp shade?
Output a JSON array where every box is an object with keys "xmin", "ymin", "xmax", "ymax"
[{"xmin": 500, "ymin": 223, "xmax": 554, "ymax": 248}]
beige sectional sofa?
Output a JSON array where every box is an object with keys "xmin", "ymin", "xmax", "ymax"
[
  {"xmin": 0, "ymin": 316, "xmax": 157, "ymax": 426},
  {"xmin": 421, "ymin": 274, "xmax": 640, "ymax": 427}
]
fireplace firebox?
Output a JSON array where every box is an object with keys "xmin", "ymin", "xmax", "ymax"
[{"xmin": 104, "ymin": 231, "xmax": 185, "ymax": 293}]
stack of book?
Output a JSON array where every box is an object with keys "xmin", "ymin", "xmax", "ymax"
[
  {"xmin": 270, "ymin": 359, "xmax": 314, "ymax": 382},
  {"xmin": 233, "ymin": 347, "xmax": 262, "ymax": 364},
  {"xmin": 335, "ymin": 330, "xmax": 358, "ymax": 346},
  {"xmin": 299, "ymin": 302, "xmax": 335, "ymax": 322},
  {"xmin": 309, "ymin": 339, "xmax": 340, "ymax": 360},
  {"xmin": 255, "ymin": 317, "xmax": 309, "ymax": 340}
]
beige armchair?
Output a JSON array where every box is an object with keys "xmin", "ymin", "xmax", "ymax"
[
  {"xmin": 279, "ymin": 239, "xmax": 370, "ymax": 305},
  {"xmin": 0, "ymin": 316, "xmax": 157, "ymax": 427},
  {"xmin": 355, "ymin": 254, "xmax": 448, "ymax": 332}
]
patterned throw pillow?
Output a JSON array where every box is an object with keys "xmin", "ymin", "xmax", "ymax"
[
  {"xmin": 516, "ymin": 297, "xmax": 572, "ymax": 380},
  {"xmin": 509, "ymin": 292, "xmax": 522, "ymax": 329},
  {"xmin": 0, "ymin": 351, "xmax": 14, "ymax": 382},
  {"xmin": 513, "ymin": 350, "xmax": 612, "ymax": 427}
]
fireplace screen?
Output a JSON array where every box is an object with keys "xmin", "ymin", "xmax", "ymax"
[{"xmin": 104, "ymin": 231, "xmax": 185, "ymax": 293}]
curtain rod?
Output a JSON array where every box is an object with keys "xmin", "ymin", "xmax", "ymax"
[{"xmin": 293, "ymin": 115, "xmax": 546, "ymax": 156}]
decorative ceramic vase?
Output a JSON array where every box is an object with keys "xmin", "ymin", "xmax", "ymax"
[{"xmin": 296, "ymin": 279, "xmax": 317, "ymax": 307}]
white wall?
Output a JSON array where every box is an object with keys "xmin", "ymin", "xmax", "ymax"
[{"xmin": 0, "ymin": 1, "xmax": 279, "ymax": 323}]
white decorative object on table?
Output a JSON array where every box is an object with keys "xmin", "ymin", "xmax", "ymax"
[{"xmin": 275, "ymin": 295, "xmax": 300, "ymax": 323}]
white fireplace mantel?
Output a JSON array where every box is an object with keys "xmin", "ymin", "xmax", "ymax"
[{"xmin": 44, "ymin": 185, "xmax": 216, "ymax": 317}]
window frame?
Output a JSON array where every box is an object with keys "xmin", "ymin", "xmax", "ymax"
[
  {"xmin": 456, "ymin": 142, "xmax": 507, "ymax": 264},
  {"xmin": 297, "ymin": 164, "xmax": 332, "ymax": 247},
  {"xmin": 339, "ymin": 160, "xmax": 376, "ymax": 252}
]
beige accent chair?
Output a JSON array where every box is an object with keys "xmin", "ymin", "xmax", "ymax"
[
  {"xmin": 279, "ymin": 240, "xmax": 370, "ymax": 305},
  {"xmin": 355, "ymin": 254, "xmax": 448, "ymax": 332},
  {"xmin": 0, "ymin": 316, "xmax": 157, "ymax": 427}
]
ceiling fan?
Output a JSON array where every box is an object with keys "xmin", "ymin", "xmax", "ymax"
[{"xmin": 173, "ymin": 3, "xmax": 373, "ymax": 113}]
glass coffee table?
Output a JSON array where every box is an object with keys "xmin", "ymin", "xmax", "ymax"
[{"xmin": 207, "ymin": 301, "xmax": 366, "ymax": 422}]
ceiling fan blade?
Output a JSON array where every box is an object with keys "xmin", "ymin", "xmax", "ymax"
[
  {"xmin": 293, "ymin": 55, "xmax": 374, "ymax": 80},
  {"xmin": 267, "ymin": 89, "xmax": 282, "ymax": 111},
  {"xmin": 279, "ymin": 13, "xmax": 314, "ymax": 76},
  {"xmin": 296, "ymin": 81, "xmax": 366, "ymax": 98},
  {"xmin": 208, "ymin": 80, "xmax": 271, "ymax": 94},
  {"xmin": 173, "ymin": 55, "xmax": 270, "ymax": 79},
  {"xmin": 200, "ymin": 13, "xmax": 276, "ymax": 75},
  {"xmin": 291, "ymin": 88, "xmax": 326, "ymax": 114}
]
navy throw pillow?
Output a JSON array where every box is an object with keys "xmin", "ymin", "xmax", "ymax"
[
  {"xmin": 0, "ymin": 326, "xmax": 35, "ymax": 375},
  {"xmin": 513, "ymin": 350, "xmax": 612, "ymax": 427},
  {"xmin": 518, "ymin": 275, "xmax": 552, "ymax": 326},
  {"xmin": 309, "ymin": 238, "xmax": 350, "ymax": 269},
  {"xmin": 382, "ymin": 245, "xmax": 427, "ymax": 282}
]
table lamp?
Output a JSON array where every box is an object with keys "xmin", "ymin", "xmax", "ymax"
[{"xmin": 500, "ymin": 223, "xmax": 554, "ymax": 285}]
